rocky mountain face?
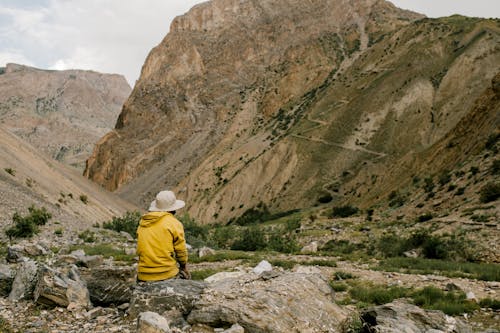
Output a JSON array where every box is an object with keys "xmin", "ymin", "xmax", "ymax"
[
  {"xmin": 0, "ymin": 126, "xmax": 137, "ymax": 237},
  {"xmin": 0, "ymin": 63, "xmax": 131, "ymax": 170},
  {"xmin": 85, "ymin": 0, "xmax": 499, "ymax": 224}
]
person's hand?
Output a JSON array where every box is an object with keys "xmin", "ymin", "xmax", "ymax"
[{"xmin": 180, "ymin": 267, "xmax": 191, "ymax": 280}]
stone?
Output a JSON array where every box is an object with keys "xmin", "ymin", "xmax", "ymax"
[
  {"xmin": 252, "ymin": 260, "xmax": 272, "ymax": 275},
  {"xmin": 204, "ymin": 271, "xmax": 246, "ymax": 283},
  {"xmin": 128, "ymin": 279, "xmax": 207, "ymax": 318},
  {"xmin": 137, "ymin": 311, "xmax": 171, "ymax": 333},
  {"xmin": 466, "ymin": 291, "xmax": 477, "ymax": 301},
  {"xmin": 361, "ymin": 300, "xmax": 473, "ymax": 333},
  {"xmin": 80, "ymin": 265, "xmax": 136, "ymax": 306},
  {"xmin": 445, "ymin": 283, "xmax": 462, "ymax": 292},
  {"xmin": 86, "ymin": 306, "xmax": 106, "ymax": 320},
  {"xmin": 6, "ymin": 245, "xmax": 25, "ymax": 263},
  {"xmin": 33, "ymin": 264, "xmax": 90, "ymax": 309},
  {"xmin": 0, "ymin": 264, "xmax": 14, "ymax": 297},
  {"xmin": 9, "ymin": 259, "xmax": 39, "ymax": 301},
  {"xmin": 300, "ymin": 241, "xmax": 318, "ymax": 253},
  {"xmin": 75, "ymin": 255, "xmax": 104, "ymax": 268},
  {"xmin": 223, "ymin": 323, "xmax": 245, "ymax": 333},
  {"xmin": 23, "ymin": 243, "xmax": 48, "ymax": 256},
  {"xmin": 198, "ymin": 246, "xmax": 216, "ymax": 258},
  {"xmin": 187, "ymin": 272, "xmax": 347, "ymax": 332},
  {"xmin": 403, "ymin": 249, "xmax": 419, "ymax": 258}
]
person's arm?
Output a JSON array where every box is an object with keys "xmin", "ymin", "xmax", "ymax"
[{"xmin": 173, "ymin": 221, "xmax": 190, "ymax": 279}]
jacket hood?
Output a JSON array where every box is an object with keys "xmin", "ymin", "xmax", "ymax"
[{"xmin": 139, "ymin": 211, "xmax": 170, "ymax": 227}]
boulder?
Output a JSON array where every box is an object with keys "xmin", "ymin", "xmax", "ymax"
[
  {"xmin": 80, "ymin": 265, "xmax": 136, "ymax": 306},
  {"xmin": 128, "ymin": 279, "xmax": 207, "ymax": 318},
  {"xmin": 34, "ymin": 264, "xmax": 90, "ymax": 309},
  {"xmin": 252, "ymin": 260, "xmax": 272, "ymax": 275},
  {"xmin": 300, "ymin": 241, "xmax": 318, "ymax": 253},
  {"xmin": 137, "ymin": 311, "xmax": 171, "ymax": 333},
  {"xmin": 0, "ymin": 264, "xmax": 14, "ymax": 296},
  {"xmin": 198, "ymin": 246, "xmax": 216, "ymax": 258},
  {"xmin": 8, "ymin": 259, "xmax": 39, "ymax": 301},
  {"xmin": 223, "ymin": 323, "xmax": 245, "ymax": 333},
  {"xmin": 361, "ymin": 300, "xmax": 473, "ymax": 333},
  {"xmin": 6, "ymin": 245, "xmax": 25, "ymax": 263},
  {"xmin": 204, "ymin": 271, "xmax": 246, "ymax": 283},
  {"xmin": 187, "ymin": 272, "xmax": 347, "ymax": 333}
]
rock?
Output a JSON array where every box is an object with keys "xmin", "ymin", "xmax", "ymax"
[
  {"xmin": 128, "ymin": 279, "xmax": 207, "ymax": 318},
  {"xmin": 252, "ymin": 260, "xmax": 272, "ymax": 275},
  {"xmin": 86, "ymin": 306, "xmax": 106, "ymax": 320},
  {"xmin": 137, "ymin": 312, "xmax": 171, "ymax": 333},
  {"xmin": 445, "ymin": 283, "xmax": 462, "ymax": 292},
  {"xmin": 361, "ymin": 300, "xmax": 473, "ymax": 333},
  {"xmin": 293, "ymin": 265, "xmax": 322, "ymax": 275},
  {"xmin": 33, "ymin": 264, "xmax": 90, "ymax": 309},
  {"xmin": 8, "ymin": 259, "xmax": 39, "ymax": 301},
  {"xmin": 23, "ymin": 243, "xmax": 48, "ymax": 256},
  {"xmin": 80, "ymin": 265, "xmax": 136, "ymax": 306},
  {"xmin": 76, "ymin": 255, "xmax": 104, "ymax": 268},
  {"xmin": 187, "ymin": 272, "xmax": 347, "ymax": 333},
  {"xmin": 466, "ymin": 291, "xmax": 477, "ymax": 301},
  {"xmin": 204, "ymin": 271, "xmax": 246, "ymax": 283},
  {"xmin": 223, "ymin": 323, "xmax": 245, "ymax": 333},
  {"xmin": 403, "ymin": 249, "xmax": 419, "ymax": 258},
  {"xmin": 300, "ymin": 241, "xmax": 318, "ymax": 253},
  {"xmin": 163, "ymin": 309, "xmax": 189, "ymax": 330},
  {"xmin": 0, "ymin": 264, "xmax": 14, "ymax": 296},
  {"xmin": 6, "ymin": 245, "xmax": 25, "ymax": 263},
  {"xmin": 198, "ymin": 246, "xmax": 216, "ymax": 258}
]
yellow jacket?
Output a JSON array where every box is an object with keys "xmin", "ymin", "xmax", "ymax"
[{"xmin": 136, "ymin": 211, "xmax": 188, "ymax": 281}]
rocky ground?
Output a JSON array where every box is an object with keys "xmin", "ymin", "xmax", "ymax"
[{"xmin": 0, "ymin": 229, "xmax": 498, "ymax": 333}]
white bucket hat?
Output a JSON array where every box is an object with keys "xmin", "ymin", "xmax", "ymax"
[{"xmin": 149, "ymin": 190, "xmax": 185, "ymax": 212}]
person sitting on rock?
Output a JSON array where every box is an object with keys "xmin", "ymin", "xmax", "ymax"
[{"xmin": 136, "ymin": 190, "xmax": 190, "ymax": 281}]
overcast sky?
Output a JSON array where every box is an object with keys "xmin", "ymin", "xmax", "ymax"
[{"xmin": 0, "ymin": 0, "xmax": 498, "ymax": 86}]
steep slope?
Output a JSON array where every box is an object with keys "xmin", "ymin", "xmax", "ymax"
[
  {"xmin": 0, "ymin": 126, "xmax": 138, "ymax": 237},
  {"xmin": 85, "ymin": 0, "xmax": 498, "ymax": 224},
  {"xmin": 85, "ymin": 0, "xmax": 422, "ymax": 209},
  {"xmin": 0, "ymin": 63, "xmax": 131, "ymax": 170}
]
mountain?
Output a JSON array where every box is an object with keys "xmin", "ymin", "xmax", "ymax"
[
  {"xmin": 0, "ymin": 125, "xmax": 138, "ymax": 237},
  {"xmin": 84, "ymin": 0, "xmax": 499, "ymax": 223},
  {"xmin": 0, "ymin": 63, "xmax": 131, "ymax": 170}
]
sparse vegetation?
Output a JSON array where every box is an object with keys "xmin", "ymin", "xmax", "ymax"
[
  {"xmin": 332, "ymin": 205, "xmax": 359, "ymax": 218},
  {"xmin": 79, "ymin": 194, "xmax": 88, "ymax": 204},
  {"xmin": 78, "ymin": 230, "xmax": 96, "ymax": 243},
  {"xmin": 4, "ymin": 167, "xmax": 15, "ymax": 176},
  {"xmin": 70, "ymin": 244, "xmax": 135, "ymax": 263},
  {"xmin": 102, "ymin": 211, "xmax": 141, "ymax": 238},
  {"xmin": 479, "ymin": 182, "xmax": 500, "ymax": 203},
  {"xmin": 412, "ymin": 286, "xmax": 479, "ymax": 315},
  {"xmin": 5, "ymin": 206, "xmax": 51, "ymax": 239},
  {"xmin": 479, "ymin": 298, "xmax": 500, "ymax": 310},
  {"xmin": 417, "ymin": 213, "xmax": 433, "ymax": 222}
]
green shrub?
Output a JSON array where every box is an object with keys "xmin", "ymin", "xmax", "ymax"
[
  {"xmin": 412, "ymin": 286, "xmax": 479, "ymax": 315},
  {"xmin": 79, "ymin": 194, "xmax": 88, "ymax": 204},
  {"xmin": 5, "ymin": 206, "xmax": 51, "ymax": 239},
  {"xmin": 438, "ymin": 171, "xmax": 451, "ymax": 186},
  {"xmin": 4, "ymin": 168, "xmax": 15, "ymax": 176},
  {"xmin": 232, "ymin": 203, "xmax": 271, "ymax": 226},
  {"xmin": 423, "ymin": 177, "xmax": 434, "ymax": 193},
  {"xmin": 455, "ymin": 187, "xmax": 465, "ymax": 195},
  {"xmin": 491, "ymin": 159, "xmax": 500, "ymax": 175},
  {"xmin": 322, "ymin": 239, "xmax": 363, "ymax": 254},
  {"xmin": 479, "ymin": 182, "xmax": 500, "ymax": 203},
  {"xmin": 332, "ymin": 205, "xmax": 359, "ymax": 217},
  {"xmin": 103, "ymin": 211, "xmax": 141, "ymax": 238},
  {"xmin": 54, "ymin": 228, "xmax": 63, "ymax": 236},
  {"xmin": 479, "ymin": 298, "xmax": 500, "ymax": 310},
  {"xmin": 485, "ymin": 132, "xmax": 499, "ymax": 151},
  {"xmin": 231, "ymin": 226, "xmax": 266, "ymax": 251},
  {"xmin": 330, "ymin": 281, "xmax": 348, "ymax": 292},
  {"xmin": 333, "ymin": 271, "xmax": 356, "ymax": 280},
  {"xmin": 267, "ymin": 231, "xmax": 300, "ymax": 253},
  {"xmin": 78, "ymin": 230, "xmax": 96, "ymax": 243},
  {"xmin": 388, "ymin": 191, "xmax": 406, "ymax": 208},
  {"xmin": 470, "ymin": 166, "xmax": 479, "ymax": 175},
  {"xmin": 191, "ymin": 268, "xmax": 221, "ymax": 280},
  {"xmin": 417, "ymin": 213, "xmax": 433, "ymax": 222},
  {"xmin": 349, "ymin": 282, "xmax": 409, "ymax": 305},
  {"xmin": 318, "ymin": 194, "xmax": 333, "ymax": 204}
]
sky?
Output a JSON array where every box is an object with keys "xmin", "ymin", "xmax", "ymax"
[{"xmin": 0, "ymin": 0, "xmax": 498, "ymax": 86}]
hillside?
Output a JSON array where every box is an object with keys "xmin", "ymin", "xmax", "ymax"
[
  {"xmin": 0, "ymin": 126, "xmax": 138, "ymax": 239},
  {"xmin": 84, "ymin": 0, "xmax": 423, "ymax": 213},
  {"xmin": 0, "ymin": 63, "xmax": 131, "ymax": 170}
]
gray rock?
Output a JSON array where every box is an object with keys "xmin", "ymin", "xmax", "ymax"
[
  {"xmin": 128, "ymin": 279, "xmax": 207, "ymax": 318},
  {"xmin": 188, "ymin": 272, "xmax": 347, "ymax": 333},
  {"xmin": 252, "ymin": 260, "xmax": 272, "ymax": 275},
  {"xmin": 361, "ymin": 300, "xmax": 473, "ymax": 333},
  {"xmin": 8, "ymin": 259, "xmax": 39, "ymax": 301},
  {"xmin": 80, "ymin": 265, "xmax": 136, "ymax": 306},
  {"xmin": 0, "ymin": 264, "xmax": 14, "ymax": 296},
  {"xmin": 34, "ymin": 264, "xmax": 90, "ymax": 309},
  {"xmin": 6, "ymin": 245, "xmax": 25, "ymax": 263},
  {"xmin": 223, "ymin": 323, "xmax": 245, "ymax": 333},
  {"xmin": 137, "ymin": 311, "xmax": 171, "ymax": 333},
  {"xmin": 300, "ymin": 241, "xmax": 318, "ymax": 253},
  {"xmin": 198, "ymin": 246, "xmax": 216, "ymax": 258},
  {"xmin": 76, "ymin": 255, "xmax": 104, "ymax": 268}
]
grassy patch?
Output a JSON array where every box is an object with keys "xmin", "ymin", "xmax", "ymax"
[
  {"xmin": 189, "ymin": 250, "xmax": 257, "ymax": 264},
  {"xmin": 70, "ymin": 244, "xmax": 135, "ymax": 263},
  {"xmin": 376, "ymin": 257, "xmax": 500, "ymax": 281},
  {"xmin": 413, "ymin": 286, "xmax": 479, "ymax": 315},
  {"xmin": 349, "ymin": 281, "xmax": 410, "ymax": 306},
  {"xmin": 103, "ymin": 211, "xmax": 141, "ymax": 238},
  {"xmin": 191, "ymin": 268, "xmax": 223, "ymax": 280},
  {"xmin": 479, "ymin": 298, "xmax": 500, "ymax": 310}
]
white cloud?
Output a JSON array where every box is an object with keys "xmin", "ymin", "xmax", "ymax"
[{"xmin": 0, "ymin": 50, "xmax": 35, "ymax": 67}]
